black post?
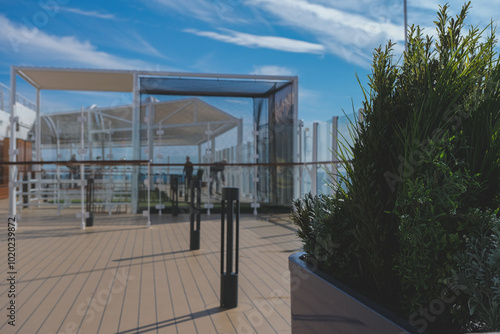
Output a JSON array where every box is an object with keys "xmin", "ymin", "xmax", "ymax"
[
  {"xmin": 86, "ymin": 178, "xmax": 94, "ymax": 227},
  {"xmin": 220, "ymin": 187, "xmax": 239, "ymax": 309},
  {"xmin": 190, "ymin": 179, "xmax": 201, "ymax": 250},
  {"xmin": 171, "ymin": 175, "xmax": 179, "ymax": 216}
]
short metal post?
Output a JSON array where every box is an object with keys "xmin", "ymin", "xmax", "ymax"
[
  {"xmin": 189, "ymin": 179, "xmax": 201, "ymax": 250},
  {"xmin": 86, "ymin": 178, "xmax": 94, "ymax": 227},
  {"xmin": 171, "ymin": 175, "xmax": 179, "ymax": 216},
  {"xmin": 220, "ymin": 187, "xmax": 239, "ymax": 309}
]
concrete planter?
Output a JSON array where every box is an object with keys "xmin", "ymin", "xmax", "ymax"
[{"xmin": 289, "ymin": 252, "xmax": 421, "ymax": 334}]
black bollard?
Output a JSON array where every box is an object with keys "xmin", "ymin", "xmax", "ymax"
[
  {"xmin": 170, "ymin": 175, "xmax": 179, "ymax": 216},
  {"xmin": 86, "ymin": 178, "xmax": 94, "ymax": 227},
  {"xmin": 220, "ymin": 187, "xmax": 239, "ymax": 309},
  {"xmin": 190, "ymin": 179, "xmax": 201, "ymax": 250}
]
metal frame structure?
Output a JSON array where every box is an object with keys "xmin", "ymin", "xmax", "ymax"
[{"xmin": 8, "ymin": 66, "xmax": 299, "ymax": 226}]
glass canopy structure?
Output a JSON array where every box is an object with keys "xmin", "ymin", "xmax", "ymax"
[{"xmin": 6, "ymin": 67, "xmax": 299, "ymax": 226}]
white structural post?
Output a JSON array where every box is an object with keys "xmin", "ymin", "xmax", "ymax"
[
  {"xmin": 131, "ymin": 73, "xmax": 140, "ymax": 214},
  {"xmin": 305, "ymin": 122, "xmax": 319, "ymax": 197},
  {"xmin": 78, "ymin": 107, "xmax": 88, "ymax": 229},
  {"xmin": 156, "ymin": 123, "xmax": 165, "ymax": 216},
  {"xmin": 145, "ymin": 160, "xmax": 151, "ymax": 228},
  {"xmin": 293, "ymin": 77, "xmax": 300, "ymax": 200},
  {"xmin": 204, "ymin": 125, "xmax": 214, "ymax": 215},
  {"xmin": 8, "ymin": 67, "xmax": 18, "ymax": 229},
  {"xmin": 331, "ymin": 117, "xmax": 339, "ymax": 194},
  {"xmin": 56, "ymin": 119, "xmax": 61, "ymax": 214},
  {"xmin": 297, "ymin": 120, "xmax": 304, "ymax": 199},
  {"xmin": 144, "ymin": 100, "xmax": 153, "ymax": 228},
  {"xmin": 36, "ymin": 88, "xmax": 41, "ymax": 204},
  {"xmin": 106, "ymin": 120, "xmax": 113, "ymax": 215},
  {"xmin": 312, "ymin": 122, "xmax": 318, "ymax": 196},
  {"xmin": 236, "ymin": 118, "xmax": 243, "ymax": 192},
  {"xmin": 251, "ymin": 122, "xmax": 260, "ymax": 215}
]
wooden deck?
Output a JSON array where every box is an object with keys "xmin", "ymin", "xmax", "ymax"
[{"xmin": 0, "ymin": 202, "xmax": 301, "ymax": 334}]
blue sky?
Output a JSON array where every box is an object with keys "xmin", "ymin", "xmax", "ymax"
[{"xmin": 0, "ymin": 0, "xmax": 499, "ymax": 121}]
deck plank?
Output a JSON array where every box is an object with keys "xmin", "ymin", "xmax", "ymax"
[{"xmin": 0, "ymin": 200, "xmax": 300, "ymax": 334}]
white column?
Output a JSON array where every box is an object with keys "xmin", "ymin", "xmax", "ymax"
[
  {"xmin": 251, "ymin": 122, "xmax": 260, "ymax": 215},
  {"xmin": 156, "ymin": 123, "xmax": 165, "ymax": 216},
  {"xmin": 131, "ymin": 73, "xmax": 140, "ymax": 214},
  {"xmin": 204, "ymin": 125, "xmax": 214, "ymax": 215},
  {"xmin": 310, "ymin": 122, "xmax": 318, "ymax": 196},
  {"xmin": 237, "ymin": 118, "xmax": 243, "ymax": 191},
  {"xmin": 8, "ymin": 67, "xmax": 18, "ymax": 227},
  {"xmin": 297, "ymin": 119, "xmax": 304, "ymax": 199},
  {"xmin": 331, "ymin": 116, "xmax": 339, "ymax": 194},
  {"xmin": 36, "ymin": 89, "xmax": 41, "ymax": 204},
  {"xmin": 78, "ymin": 107, "xmax": 87, "ymax": 229}
]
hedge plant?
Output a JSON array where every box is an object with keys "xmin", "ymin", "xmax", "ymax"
[{"xmin": 291, "ymin": 2, "xmax": 500, "ymax": 333}]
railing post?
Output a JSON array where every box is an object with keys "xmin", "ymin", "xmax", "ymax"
[
  {"xmin": 189, "ymin": 179, "xmax": 201, "ymax": 250},
  {"xmin": 220, "ymin": 187, "xmax": 239, "ymax": 309}
]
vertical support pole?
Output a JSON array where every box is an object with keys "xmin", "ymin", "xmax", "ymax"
[
  {"xmin": 79, "ymin": 107, "xmax": 87, "ymax": 229},
  {"xmin": 204, "ymin": 125, "xmax": 213, "ymax": 215},
  {"xmin": 331, "ymin": 116, "xmax": 339, "ymax": 194},
  {"xmin": 107, "ymin": 121, "xmax": 113, "ymax": 215},
  {"xmin": 146, "ymin": 160, "xmax": 151, "ymax": 228},
  {"xmin": 56, "ymin": 119, "xmax": 61, "ymax": 214},
  {"xmin": 131, "ymin": 73, "xmax": 140, "ymax": 214},
  {"xmin": 189, "ymin": 179, "xmax": 201, "ymax": 250},
  {"xmin": 251, "ymin": 122, "xmax": 260, "ymax": 215},
  {"xmin": 36, "ymin": 88, "xmax": 41, "ymax": 203},
  {"xmin": 297, "ymin": 119, "xmax": 304, "ymax": 199},
  {"xmin": 156, "ymin": 124, "xmax": 165, "ymax": 216},
  {"xmin": 292, "ymin": 77, "xmax": 299, "ymax": 200},
  {"xmin": 220, "ymin": 187, "xmax": 239, "ymax": 309},
  {"xmin": 145, "ymin": 99, "xmax": 153, "ymax": 227},
  {"xmin": 311, "ymin": 122, "xmax": 318, "ymax": 196},
  {"xmin": 236, "ymin": 118, "xmax": 243, "ymax": 193},
  {"xmin": 8, "ymin": 67, "xmax": 18, "ymax": 227}
]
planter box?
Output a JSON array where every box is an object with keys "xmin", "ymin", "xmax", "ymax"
[{"xmin": 289, "ymin": 252, "xmax": 422, "ymax": 334}]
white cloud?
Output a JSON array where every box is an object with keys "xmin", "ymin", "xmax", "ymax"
[
  {"xmin": 58, "ymin": 7, "xmax": 117, "ymax": 20},
  {"xmin": 245, "ymin": 0, "xmax": 404, "ymax": 67},
  {"xmin": 0, "ymin": 15, "xmax": 151, "ymax": 70},
  {"xmin": 150, "ymin": 0, "xmax": 247, "ymax": 23},
  {"xmin": 184, "ymin": 28, "xmax": 325, "ymax": 54},
  {"xmin": 251, "ymin": 65, "xmax": 294, "ymax": 76}
]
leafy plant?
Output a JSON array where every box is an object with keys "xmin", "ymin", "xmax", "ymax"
[
  {"xmin": 292, "ymin": 2, "xmax": 500, "ymax": 333},
  {"xmin": 452, "ymin": 212, "xmax": 500, "ymax": 332}
]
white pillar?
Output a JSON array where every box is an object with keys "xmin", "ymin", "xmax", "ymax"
[
  {"xmin": 331, "ymin": 116, "xmax": 339, "ymax": 194},
  {"xmin": 310, "ymin": 122, "xmax": 318, "ymax": 196},
  {"xmin": 36, "ymin": 89, "xmax": 41, "ymax": 204},
  {"xmin": 251, "ymin": 122, "xmax": 260, "ymax": 215},
  {"xmin": 131, "ymin": 73, "xmax": 140, "ymax": 214},
  {"xmin": 8, "ymin": 66, "xmax": 18, "ymax": 227},
  {"xmin": 297, "ymin": 119, "xmax": 304, "ymax": 199},
  {"xmin": 78, "ymin": 107, "xmax": 87, "ymax": 229}
]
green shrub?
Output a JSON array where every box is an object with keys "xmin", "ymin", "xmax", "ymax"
[
  {"xmin": 292, "ymin": 2, "xmax": 500, "ymax": 333},
  {"xmin": 452, "ymin": 212, "xmax": 500, "ymax": 332}
]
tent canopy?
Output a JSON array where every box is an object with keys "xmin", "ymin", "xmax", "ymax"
[
  {"xmin": 16, "ymin": 67, "xmax": 294, "ymax": 96},
  {"xmin": 40, "ymin": 98, "xmax": 239, "ymax": 147}
]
